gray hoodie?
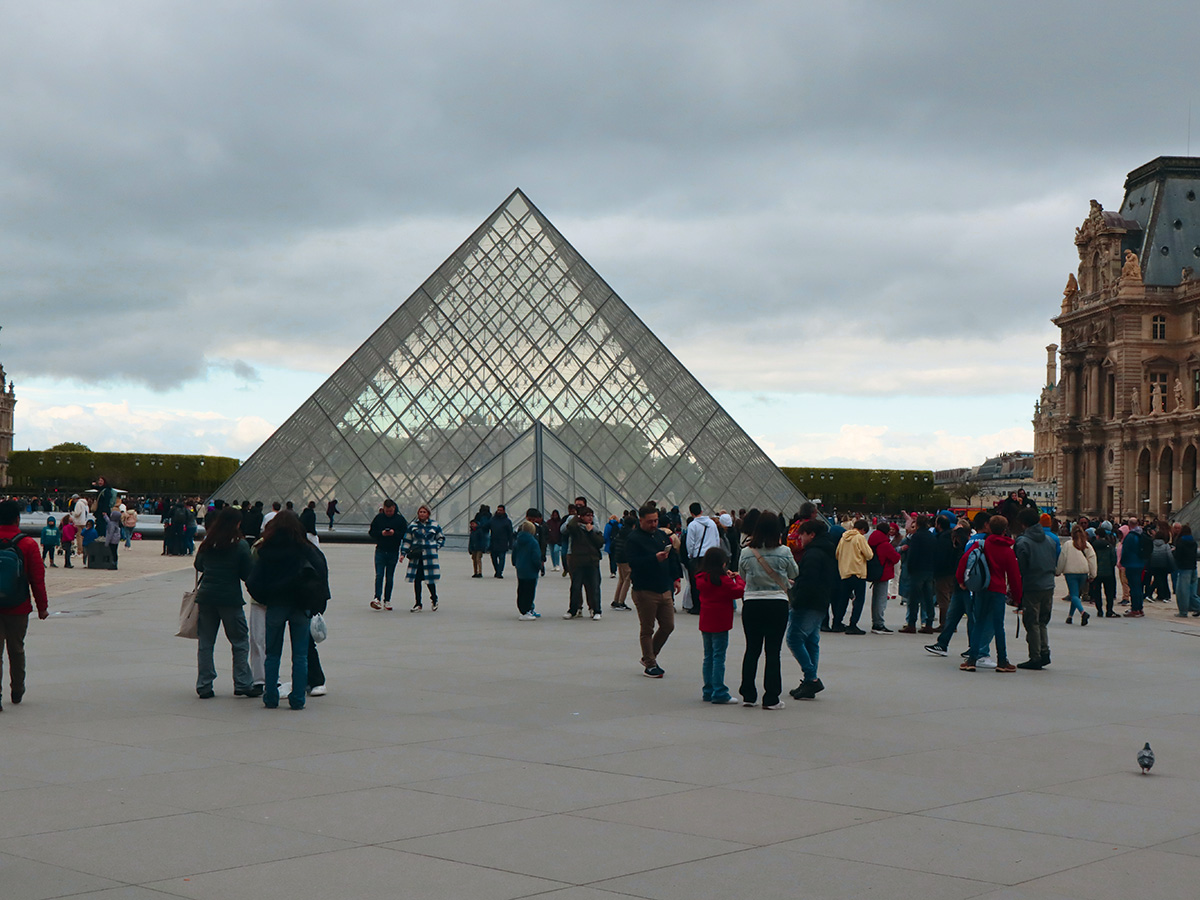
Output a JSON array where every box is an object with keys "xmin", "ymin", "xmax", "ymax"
[{"xmin": 1014, "ymin": 525, "xmax": 1060, "ymax": 592}]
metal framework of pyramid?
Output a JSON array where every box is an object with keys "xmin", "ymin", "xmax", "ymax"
[{"xmin": 212, "ymin": 190, "xmax": 808, "ymax": 531}]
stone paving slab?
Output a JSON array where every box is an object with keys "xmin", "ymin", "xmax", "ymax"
[{"xmin": 2, "ymin": 541, "xmax": 1199, "ymax": 899}]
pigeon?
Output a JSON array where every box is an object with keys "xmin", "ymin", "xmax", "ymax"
[{"xmin": 1138, "ymin": 742, "xmax": 1155, "ymax": 774}]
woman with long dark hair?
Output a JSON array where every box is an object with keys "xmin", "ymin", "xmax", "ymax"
[
  {"xmin": 736, "ymin": 511, "xmax": 797, "ymax": 709},
  {"xmin": 247, "ymin": 511, "xmax": 330, "ymax": 710},
  {"xmin": 193, "ymin": 507, "xmax": 256, "ymax": 698}
]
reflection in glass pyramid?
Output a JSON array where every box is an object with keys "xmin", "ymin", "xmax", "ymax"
[{"xmin": 212, "ymin": 190, "xmax": 809, "ymax": 529}]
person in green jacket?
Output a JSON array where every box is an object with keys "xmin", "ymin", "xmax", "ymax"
[
  {"xmin": 193, "ymin": 507, "xmax": 257, "ymax": 698},
  {"xmin": 40, "ymin": 516, "xmax": 60, "ymax": 567}
]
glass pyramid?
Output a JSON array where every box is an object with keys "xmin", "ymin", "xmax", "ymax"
[{"xmin": 212, "ymin": 190, "xmax": 809, "ymax": 530}]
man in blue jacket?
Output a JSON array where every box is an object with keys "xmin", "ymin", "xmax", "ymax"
[{"xmin": 1121, "ymin": 517, "xmax": 1149, "ymax": 618}]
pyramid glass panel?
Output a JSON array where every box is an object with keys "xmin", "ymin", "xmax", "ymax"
[{"xmin": 212, "ymin": 190, "xmax": 809, "ymax": 528}]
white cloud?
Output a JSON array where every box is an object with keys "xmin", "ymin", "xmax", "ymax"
[
  {"xmin": 759, "ymin": 424, "xmax": 1033, "ymax": 471},
  {"xmin": 15, "ymin": 398, "xmax": 273, "ymax": 460}
]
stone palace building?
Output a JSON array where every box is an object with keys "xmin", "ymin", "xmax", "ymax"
[
  {"xmin": 0, "ymin": 362, "xmax": 14, "ymax": 488},
  {"xmin": 1034, "ymin": 156, "xmax": 1200, "ymax": 518}
]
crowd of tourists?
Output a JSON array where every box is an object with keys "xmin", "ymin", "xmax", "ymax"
[{"xmin": 3, "ymin": 481, "xmax": 1193, "ymax": 718}]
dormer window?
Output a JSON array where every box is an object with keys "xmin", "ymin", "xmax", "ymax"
[{"xmin": 1152, "ymin": 315, "xmax": 1167, "ymax": 340}]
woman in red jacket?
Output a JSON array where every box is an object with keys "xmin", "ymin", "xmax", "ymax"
[
  {"xmin": 698, "ymin": 546, "xmax": 744, "ymax": 704},
  {"xmin": 867, "ymin": 525, "xmax": 901, "ymax": 633}
]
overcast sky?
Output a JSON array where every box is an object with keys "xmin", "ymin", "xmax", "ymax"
[{"xmin": 3, "ymin": 1, "xmax": 1197, "ymax": 471}]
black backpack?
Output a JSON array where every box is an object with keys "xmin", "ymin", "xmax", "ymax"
[{"xmin": 0, "ymin": 535, "xmax": 30, "ymax": 608}]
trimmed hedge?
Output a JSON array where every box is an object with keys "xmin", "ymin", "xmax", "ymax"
[
  {"xmin": 782, "ymin": 466, "xmax": 948, "ymax": 514},
  {"xmin": 8, "ymin": 451, "xmax": 239, "ymax": 495}
]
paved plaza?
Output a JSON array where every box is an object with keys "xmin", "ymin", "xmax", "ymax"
[{"xmin": 4, "ymin": 542, "xmax": 1200, "ymax": 900}]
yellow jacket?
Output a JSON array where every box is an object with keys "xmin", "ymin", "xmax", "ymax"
[{"xmin": 836, "ymin": 529, "xmax": 874, "ymax": 579}]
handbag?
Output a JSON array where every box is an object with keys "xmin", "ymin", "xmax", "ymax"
[
  {"xmin": 176, "ymin": 572, "xmax": 200, "ymax": 639},
  {"xmin": 750, "ymin": 548, "xmax": 792, "ymax": 593}
]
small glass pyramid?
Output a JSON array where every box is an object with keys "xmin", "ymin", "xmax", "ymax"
[{"xmin": 212, "ymin": 190, "xmax": 809, "ymax": 529}]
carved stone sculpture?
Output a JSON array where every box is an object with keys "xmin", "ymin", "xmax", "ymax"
[
  {"xmin": 1062, "ymin": 273, "xmax": 1078, "ymax": 313},
  {"xmin": 1130, "ymin": 388, "xmax": 1142, "ymax": 417},
  {"xmin": 1122, "ymin": 250, "xmax": 1143, "ymax": 282},
  {"xmin": 1175, "ymin": 378, "xmax": 1188, "ymax": 411}
]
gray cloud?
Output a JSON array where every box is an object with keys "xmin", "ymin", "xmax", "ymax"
[{"xmin": 0, "ymin": 1, "xmax": 1194, "ymax": 395}]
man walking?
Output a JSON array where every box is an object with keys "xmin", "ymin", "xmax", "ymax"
[
  {"xmin": 684, "ymin": 502, "xmax": 719, "ymax": 615},
  {"xmin": 489, "ymin": 506, "xmax": 515, "ymax": 578},
  {"xmin": 326, "ymin": 498, "xmax": 339, "ymax": 531},
  {"xmin": 1121, "ymin": 516, "xmax": 1148, "ymax": 618},
  {"xmin": 1014, "ymin": 506, "xmax": 1060, "ymax": 669},
  {"xmin": 0, "ymin": 499, "xmax": 50, "ymax": 710},
  {"xmin": 369, "ymin": 499, "xmax": 407, "ymax": 610},
  {"xmin": 625, "ymin": 504, "xmax": 682, "ymax": 677}
]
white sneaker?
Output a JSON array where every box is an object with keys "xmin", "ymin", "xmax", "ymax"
[
  {"xmin": 552, "ymin": 565, "xmax": 560, "ymax": 571},
  {"xmin": 592, "ymin": 613, "xmax": 602, "ymax": 621},
  {"xmin": 518, "ymin": 613, "xmax": 537, "ymax": 620},
  {"xmin": 309, "ymin": 684, "xmax": 327, "ymax": 696},
  {"xmin": 976, "ymin": 656, "xmax": 997, "ymax": 669},
  {"xmin": 610, "ymin": 573, "xmax": 616, "ymax": 578}
]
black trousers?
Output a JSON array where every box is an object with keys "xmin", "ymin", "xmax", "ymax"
[
  {"xmin": 517, "ymin": 578, "xmax": 537, "ymax": 615},
  {"xmin": 739, "ymin": 598, "xmax": 789, "ymax": 706},
  {"xmin": 1089, "ymin": 574, "xmax": 1116, "ymax": 613},
  {"xmin": 832, "ymin": 576, "xmax": 866, "ymax": 627}
]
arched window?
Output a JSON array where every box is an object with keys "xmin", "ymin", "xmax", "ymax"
[{"xmin": 1152, "ymin": 315, "xmax": 1167, "ymax": 340}]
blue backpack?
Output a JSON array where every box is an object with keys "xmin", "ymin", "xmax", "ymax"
[
  {"xmin": 962, "ymin": 539, "xmax": 991, "ymax": 593},
  {"xmin": 0, "ymin": 535, "xmax": 29, "ymax": 608}
]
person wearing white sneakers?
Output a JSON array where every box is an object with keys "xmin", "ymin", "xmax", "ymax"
[
  {"xmin": 563, "ymin": 508, "xmax": 605, "ymax": 619},
  {"xmin": 513, "ymin": 517, "xmax": 542, "ymax": 620}
]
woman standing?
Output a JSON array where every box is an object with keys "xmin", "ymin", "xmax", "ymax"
[
  {"xmin": 246, "ymin": 511, "xmax": 330, "ymax": 710},
  {"xmin": 546, "ymin": 511, "xmax": 563, "ymax": 571},
  {"xmin": 404, "ymin": 505, "xmax": 445, "ymax": 612},
  {"xmin": 737, "ymin": 511, "xmax": 798, "ymax": 709},
  {"xmin": 1057, "ymin": 525, "xmax": 1097, "ymax": 625},
  {"xmin": 193, "ymin": 507, "xmax": 256, "ymax": 699},
  {"xmin": 468, "ymin": 505, "xmax": 491, "ymax": 578}
]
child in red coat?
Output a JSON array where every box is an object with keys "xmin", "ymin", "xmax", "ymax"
[{"xmin": 698, "ymin": 546, "xmax": 745, "ymax": 704}]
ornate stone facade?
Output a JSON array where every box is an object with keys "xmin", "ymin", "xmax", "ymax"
[
  {"xmin": 1036, "ymin": 156, "xmax": 1200, "ymax": 517},
  {"xmin": 0, "ymin": 363, "xmax": 14, "ymax": 488}
]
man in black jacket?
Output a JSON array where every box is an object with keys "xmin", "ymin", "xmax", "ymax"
[
  {"xmin": 368, "ymin": 500, "xmax": 408, "ymax": 610},
  {"xmin": 787, "ymin": 519, "xmax": 838, "ymax": 700},
  {"xmin": 625, "ymin": 505, "xmax": 682, "ymax": 678},
  {"xmin": 933, "ymin": 515, "xmax": 958, "ymax": 629},
  {"xmin": 900, "ymin": 516, "xmax": 937, "ymax": 634},
  {"xmin": 489, "ymin": 506, "xmax": 515, "ymax": 578}
]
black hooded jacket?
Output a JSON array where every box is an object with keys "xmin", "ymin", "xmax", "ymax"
[{"xmin": 790, "ymin": 532, "xmax": 838, "ymax": 614}]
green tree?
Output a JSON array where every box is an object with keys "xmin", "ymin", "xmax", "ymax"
[{"xmin": 47, "ymin": 442, "xmax": 92, "ymax": 452}]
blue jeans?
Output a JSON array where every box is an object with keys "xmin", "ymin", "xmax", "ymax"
[
  {"xmin": 549, "ymin": 544, "xmax": 561, "ymax": 568},
  {"xmin": 1125, "ymin": 566, "xmax": 1144, "ymax": 612},
  {"xmin": 970, "ymin": 590, "xmax": 1008, "ymax": 662},
  {"xmin": 785, "ymin": 607, "xmax": 823, "ymax": 682},
  {"xmin": 702, "ymin": 631, "xmax": 731, "ymax": 702},
  {"xmin": 1176, "ymin": 567, "xmax": 1198, "ymax": 615},
  {"xmin": 121, "ymin": 526, "xmax": 132, "ymax": 548},
  {"xmin": 935, "ymin": 586, "xmax": 973, "ymax": 650},
  {"xmin": 196, "ymin": 604, "xmax": 252, "ymax": 694},
  {"xmin": 1064, "ymin": 573, "xmax": 1088, "ymax": 616},
  {"xmin": 906, "ymin": 575, "xmax": 935, "ymax": 627},
  {"xmin": 374, "ymin": 548, "xmax": 399, "ymax": 602},
  {"xmin": 264, "ymin": 605, "xmax": 310, "ymax": 710}
]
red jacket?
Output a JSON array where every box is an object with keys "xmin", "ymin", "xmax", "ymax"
[
  {"xmin": 868, "ymin": 529, "xmax": 901, "ymax": 581},
  {"xmin": 955, "ymin": 533, "xmax": 1022, "ymax": 604},
  {"xmin": 0, "ymin": 525, "xmax": 49, "ymax": 617},
  {"xmin": 698, "ymin": 572, "xmax": 744, "ymax": 633}
]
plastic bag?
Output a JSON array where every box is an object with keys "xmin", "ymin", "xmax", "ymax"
[{"xmin": 310, "ymin": 612, "xmax": 327, "ymax": 643}]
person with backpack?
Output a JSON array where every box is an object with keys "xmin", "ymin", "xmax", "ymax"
[
  {"xmin": 833, "ymin": 519, "xmax": 873, "ymax": 634},
  {"xmin": 40, "ymin": 516, "xmax": 60, "ymax": 568},
  {"xmin": 956, "ymin": 515, "xmax": 1021, "ymax": 672},
  {"xmin": 1089, "ymin": 523, "xmax": 1119, "ymax": 618},
  {"xmin": 0, "ymin": 499, "xmax": 50, "ymax": 710}
]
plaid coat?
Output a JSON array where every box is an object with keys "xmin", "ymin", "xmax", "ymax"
[{"xmin": 401, "ymin": 519, "xmax": 445, "ymax": 583}]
